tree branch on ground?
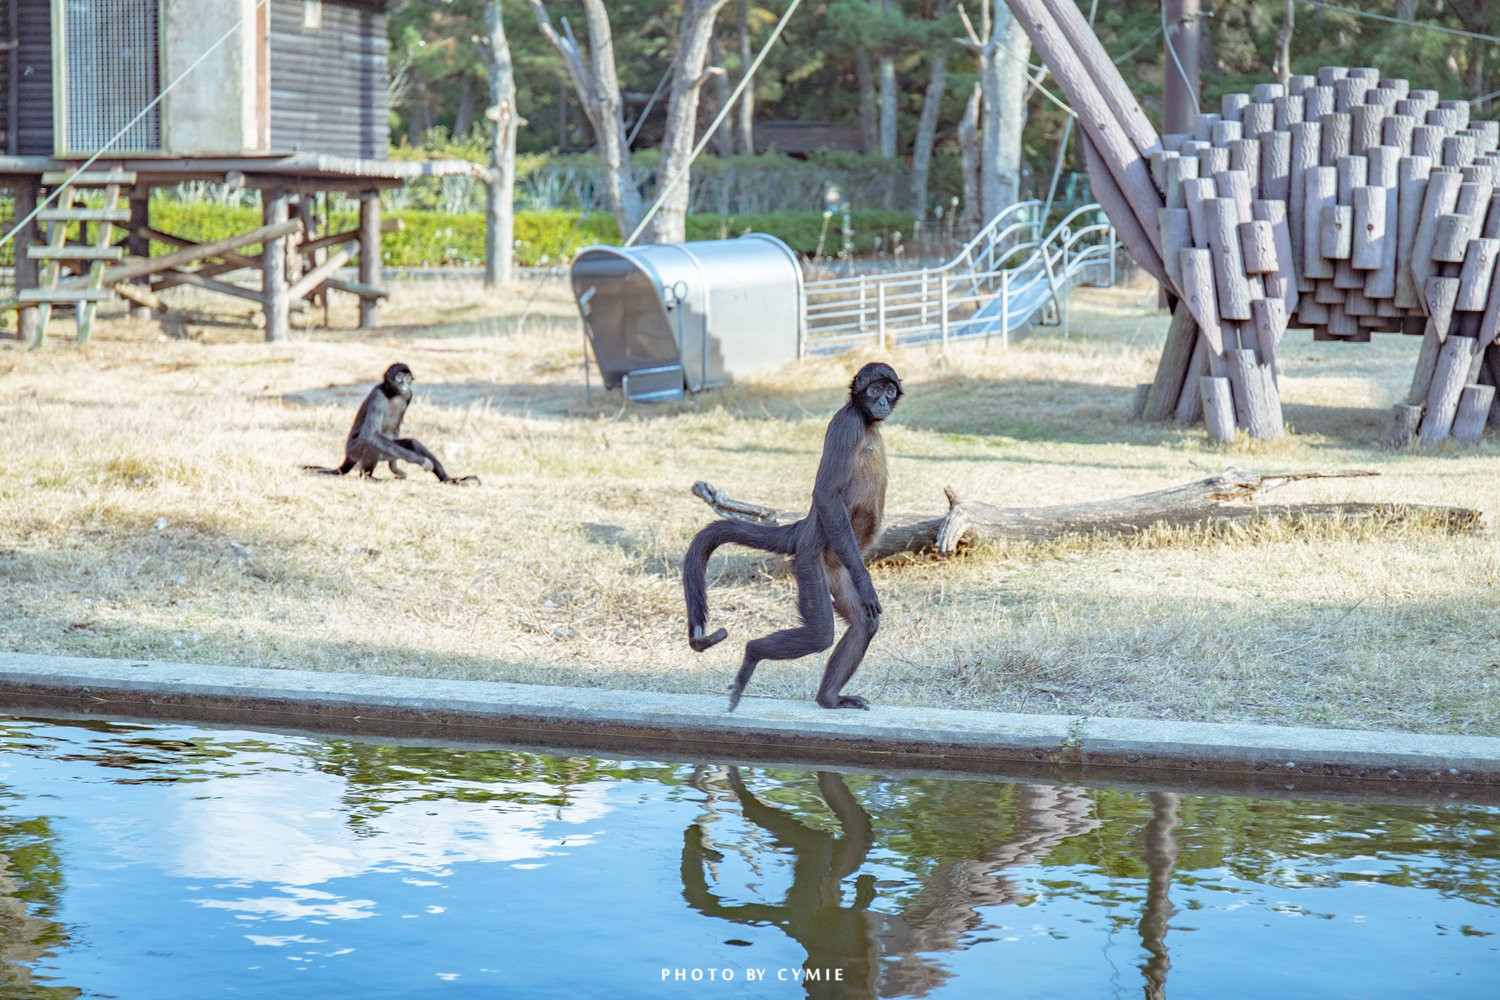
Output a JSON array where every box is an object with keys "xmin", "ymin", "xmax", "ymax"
[{"xmin": 691, "ymin": 469, "xmax": 1482, "ymax": 562}]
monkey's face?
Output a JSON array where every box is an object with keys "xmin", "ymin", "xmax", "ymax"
[
  {"xmin": 384, "ymin": 364, "xmax": 414, "ymax": 392},
  {"xmin": 851, "ymin": 362, "xmax": 902, "ymax": 422},
  {"xmin": 860, "ymin": 378, "xmax": 901, "ymax": 422}
]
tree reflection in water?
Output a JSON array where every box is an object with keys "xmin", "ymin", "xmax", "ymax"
[
  {"xmin": 1139, "ymin": 792, "xmax": 1180, "ymax": 1000},
  {"xmin": 680, "ymin": 769, "xmax": 1107, "ymax": 998}
]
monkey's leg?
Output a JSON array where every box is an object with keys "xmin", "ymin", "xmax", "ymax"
[
  {"xmin": 727, "ymin": 549, "xmax": 835, "ymax": 713},
  {"xmin": 387, "ymin": 461, "xmax": 408, "ymax": 479},
  {"xmin": 393, "ymin": 437, "xmax": 448, "ymax": 480},
  {"xmin": 818, "ymin": 564, "xmax": 878, "ymax": 710}
]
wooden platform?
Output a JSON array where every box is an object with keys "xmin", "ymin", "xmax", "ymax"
[{"xmin": 0, "ymin": 154, "xmax": 483, "ymax": 344}]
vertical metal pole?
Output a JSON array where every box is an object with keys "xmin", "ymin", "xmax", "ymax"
[
  {"xmin": 859, "ymin": 275, "xmax": 867, "ymax": 330},
  {"xmin": 1063, "ymin": 242, "xmax": 1071, "ymax": 341},
  {"xmin": 1164, "ymin": 0, "xmax": 1201, "ymax": 137},
  {"xmin": 1000, "ymin": 268, "xmax": 1010, "ymax": 347},
  {"xmin": 939, "ymin": 277, "xmax": 950, "ymax": 349},
  {"xmin": 1109, "ymin": 226, "xmax": 1118, "ymax": 285},
  {"xmin": 920, "ymin": 268, "xmax": 929, "ymax": 324},
  {"xmin": 877, "ymin": 282, "xmax": 887, "ymax": 350}
]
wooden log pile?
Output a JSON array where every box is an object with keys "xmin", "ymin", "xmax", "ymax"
[{"xmin": 1005, "ymin": 0, "xmax": 1500, "ymax": 446}]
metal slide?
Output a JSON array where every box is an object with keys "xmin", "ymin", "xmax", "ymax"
[{"xmin": 801, "ymin": 201, "xmax": 1119, "ymax": 356}]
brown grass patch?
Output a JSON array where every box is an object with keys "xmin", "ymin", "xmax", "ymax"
[{"xmin": 1, "ymin": 275, "xmax": 1497, "ymax": 735}]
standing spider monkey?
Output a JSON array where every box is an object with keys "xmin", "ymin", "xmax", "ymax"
[
  {"xmin": 683, "ymin": 362, "xmax": 902, "ymax": 712},
  {"xmin": 303, "ymin": 363, "xmax": 478, "ymax": 484}
]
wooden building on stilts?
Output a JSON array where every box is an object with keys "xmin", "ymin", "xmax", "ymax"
[{"xmin": 0, "ymin": 0, "xmax": 479, "ymax": 344}]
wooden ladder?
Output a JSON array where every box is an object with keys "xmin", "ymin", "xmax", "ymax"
[{"xmin": 22, "ymin": 168, "xmax": 135, "ymax": 345}]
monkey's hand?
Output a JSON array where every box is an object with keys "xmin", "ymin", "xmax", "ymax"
[{"xmin": 858, "ymin": 585, "xmax": 882, "ymax": 631}]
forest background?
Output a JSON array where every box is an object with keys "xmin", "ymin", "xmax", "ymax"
[{"xmin": 161, "ymin": 2, "xmax": 1500, "ymax": 269}]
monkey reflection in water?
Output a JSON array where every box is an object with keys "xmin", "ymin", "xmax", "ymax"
[
  {"xmin": 680, "ymin": 768, "xmax": 880, "ymax": 996},
  {"xmin": 303, "ymin": 363, "xmax": 478, "ymax": 484}
]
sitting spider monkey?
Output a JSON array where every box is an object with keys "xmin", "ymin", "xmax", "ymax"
[
  {"xmin": 683, "ymin": 362, "xmax": 902, "ymax": 712},
  {"xmin": 303, "ymin": 363, "xmax": 478, "ymax": 484}
]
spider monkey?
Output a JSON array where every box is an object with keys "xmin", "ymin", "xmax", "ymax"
[
  {"xmin": 683, "ymin": 362, "xmax": 902, "ymax": 712},
  {"xmin": 303, "ymin": 363, "xmax": 478, "ymax": 484}
]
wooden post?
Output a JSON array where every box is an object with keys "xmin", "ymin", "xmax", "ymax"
[
  {"xmin": 1142, "ymin": 301, "xmax": 1197, "ymax": 421},
  {"xmin": 1389, "ymin": 402, "xmax": 1423, "ymax": 447},
  {"xmin": 1207, "ymin": 198, "xmax": 1252, "ymax": 319},
  {"xmin": 1394, "ymin": 155, "xmax": 1432, "ymax": 307},
  {"xmin": 262, "ymin": 187, "xmax": 290, "ymax": 343},
  {"xmin": 1199, "ymin": 376, "xmax": 1236, "ymax": 442},
  {"xmin": 12, "ymin": 178, "xmax": 39, "ymax": 342},
  {"xmin": 1175, "ymin": 335, "xmax": 1209, "ymax": 423},
  {"xmin": 1453, "ymin": 384, "xmax": 1495, "ymax": 444},
  {"xmin": 1418, "ymin": 335, "xmax": 1478, "ymax": 443},
  {"xmin": 127, "ymin": 190, "xmax": 151, "ymax": 321},
  {"xmin": 359, "ymin": 192, "xmax": 381, "ymax": 329}
]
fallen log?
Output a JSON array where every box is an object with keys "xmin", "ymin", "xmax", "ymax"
[{"xmin": 691, "ymin": 468, "xmax": 1480, "ymax": 562}]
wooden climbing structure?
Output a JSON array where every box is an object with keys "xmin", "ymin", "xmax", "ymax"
[{"xmin": 1006, "ymin": 0, "xmax": 1500, "ymax": 446}]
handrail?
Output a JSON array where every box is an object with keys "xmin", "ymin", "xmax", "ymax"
[{"xmin": 802, "ymin": 201, "xmax": 1117, "ymax": 355}]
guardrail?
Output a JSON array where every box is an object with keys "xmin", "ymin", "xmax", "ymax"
[{"xmin": 802, "ymin": 202, "xmax": 1118, "ymax": 356}]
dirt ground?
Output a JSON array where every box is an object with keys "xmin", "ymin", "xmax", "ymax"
[{"xmin": 1, "ymin": 273, "xmax": 1497, "ymax": 735}]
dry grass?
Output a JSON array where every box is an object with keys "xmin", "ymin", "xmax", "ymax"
[{"xmin": 2, "ymin": 275, "xmax": 1498, "ymax": 735}]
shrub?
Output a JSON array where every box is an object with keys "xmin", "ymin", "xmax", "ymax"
[{"xmin": 141, "ymin": 199, "xmax": 918, "ymax": 268}]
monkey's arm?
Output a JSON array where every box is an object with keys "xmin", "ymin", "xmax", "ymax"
[
  {"xmin": 811, "ymin": 411, "xmax": 878, "ymax": 601},
  {"xmin": 351, "ymin": 394, "xmax": 434, "ymax": 470}
]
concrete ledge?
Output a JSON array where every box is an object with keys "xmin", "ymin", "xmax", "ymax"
[{"xmin": 2, "ymin": 651, "xmax": 1498, "ymax": 801}]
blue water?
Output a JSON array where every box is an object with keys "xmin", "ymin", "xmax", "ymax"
[{"xmin": 0, "ymin": 716, "xmax": 1496, "ymax": 998}]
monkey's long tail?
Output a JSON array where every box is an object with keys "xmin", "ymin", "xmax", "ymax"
[
  {"xmin": 301, "ymin": 459, "xmax": 356, "ymax": 476},
  {"xmin": 683, "ymin": 518, "xmax": 800, "ymax": 652}
]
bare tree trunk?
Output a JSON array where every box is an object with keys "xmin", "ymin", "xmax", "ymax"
[
  {"xmin": 481, "ymin": 0, "xmax": 518, "ymax": 288},
  {"xmin": 1274, "ymin": 0, "xmax": 1294, "ymax": 89},
  {"xmin": 527, "ymin": 0, "xmax": 643, "ymax": 239},
  {"xmin": 709, "ymin": 32, "xmax": 735, "ymax": 157},
  {"xmin": 736, "ymin": 0, "xmax": 754, "ymax": 154},
  {"xmin": 648, "ymin": 0, "xmax": 731, "ymax": 244},
  {"xmin": 452, "ymin": 74, "xmax": 477, "ymax": 139},
  {"xmin": 959, "ymin": 0, "xmax": 1030, "ymax": 220},
  {"xmin": 691, "ymin": 469, "xmax": 1480, "ymax": 562},
  {"xmin": 910, "ymin": 45, "xmax": 949, "ymax": 220},
  {"xmin": 957, "ymin": 83, "xmax": 983, "ymax": 233},
  {"xmin": 877, "ymin": 0, "xmax": 899, "ymax": 159},
  {"xmin": 855, "ymin": 48, "xmax": 879, "ymax": 154},
  {"xmin": 989, "ymin": 0, "xmax": 1029, "ymax": 214}
]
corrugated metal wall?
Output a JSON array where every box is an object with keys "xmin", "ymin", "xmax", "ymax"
[
  {"xmin": 269, "ymin": 0, "xmax": 388, "ymax": 159},
  {"xmin": 2, "ymin": 0, "xmax": 56, "ymax": 156}
]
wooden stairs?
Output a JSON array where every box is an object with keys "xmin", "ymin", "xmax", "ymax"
[{"xmin": 22, "ymin": 169, "xmax": 135, "ymax": 345}]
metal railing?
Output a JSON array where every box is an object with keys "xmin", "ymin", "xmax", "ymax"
[{"xmin": 802, "ymin": 202, "xmax": 1119, "ymax": 356}]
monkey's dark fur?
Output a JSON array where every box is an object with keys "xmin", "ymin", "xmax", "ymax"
[
  {"xmin": 684, "ymin": 362, "xmax": 902, "ymax": 712},
  {"xmin": 303, "ymin": 363, "xmax": 478, "ymax": 484}
]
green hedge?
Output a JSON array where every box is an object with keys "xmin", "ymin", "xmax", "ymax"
[{"xmin": 146, "ymin": 199, "xmax": 914, "ymax": 268}]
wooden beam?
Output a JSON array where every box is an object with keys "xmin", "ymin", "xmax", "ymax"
[
  {"xmin": 162, "ymin": 268, "xmax": 309, "ymax": 312},
  {"xmin": 288, "ymin": 246, "xmax": 354, "ymax": 300},
  {"xmin": 300, "ymin": 217, "xmax": 402, "ymax": 256}
]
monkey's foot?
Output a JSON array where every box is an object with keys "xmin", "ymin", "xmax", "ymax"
[
  {"xmin": 817, "ymin": 694, "xmax": 871, "ymax": 710},
  {"xmin": 444, "ymin": 475, "xmax": 481, "ymax": 486},
  {"xmin": 726, "ymin": 684, "xmax": 746, "ymax": 713},
  {"xmin": 689, "ymin": 626, "xmax": 728, "ymax": 652}
]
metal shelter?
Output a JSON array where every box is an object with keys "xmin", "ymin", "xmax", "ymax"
[{"xmin": 570, "ymin": 234, "xmax": 804, "ymax": 401}]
